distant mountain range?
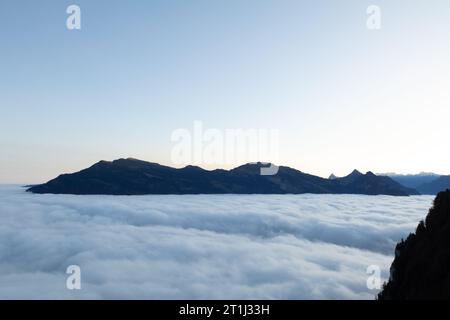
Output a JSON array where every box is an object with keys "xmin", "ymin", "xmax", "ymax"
[
  {"xmin": 382, "ymin": 173, "xmax": 450, "ymax": 195},
  {"xmin": 415, "ymin": 175, "xmax": 450, "ymax": 195},
  {"xmin": 27, "ymin": 158, "xmax": 418, "ymax": 196}
]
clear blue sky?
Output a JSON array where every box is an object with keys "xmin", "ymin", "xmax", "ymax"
[{"xmin": 1, "ymin": 0, "xmax": 450, "ymax": 183}]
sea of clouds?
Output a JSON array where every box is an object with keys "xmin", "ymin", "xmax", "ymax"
[{"xmin": 0, "ymin": 185, "xmax": 434, "ymax": 299}]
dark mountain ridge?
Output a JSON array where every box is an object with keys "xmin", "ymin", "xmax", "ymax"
[
  {"xmin": 378, "ymin": 190, "xmax": 450, "ymax": 299},
  {"xmin": 28, "ymin": 158, "xmax": 419, "ymax": 196}
]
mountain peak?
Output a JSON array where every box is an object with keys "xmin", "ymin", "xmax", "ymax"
[
  {"xmin": 231, "ymin": 162, "xmax": 276, "ymax": 175},
  {"xmin": 181, "ymin": 165, "xmax": 205, "ymax": 171},
  {"xmin": 350, "ymin": 169, "xmax": 363, "ymax": 176},
  {"xmin": 114, "ymin": 157, "xmax": 143, "ymax": 163},
  {"xmin": 339, "ymin": 169, "xmax": 363, "ymax": 181}
]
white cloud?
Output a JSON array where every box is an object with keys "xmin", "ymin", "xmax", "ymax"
[{"xmin": 0, "ymin": 186, "xmax": 433, "ymax": 299}]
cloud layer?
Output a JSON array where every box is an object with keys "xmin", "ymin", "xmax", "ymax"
[{"xmin": 0, "ymin": 186, "xmax": 433, "ymax": 299}]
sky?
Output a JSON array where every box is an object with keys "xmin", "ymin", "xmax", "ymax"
[{"xmin": 1, "ymin": 0, "xmax": 450, "ymax": 183}]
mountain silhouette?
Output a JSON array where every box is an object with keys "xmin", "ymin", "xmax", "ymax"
[
  {"xmin": 27, "ymin": 158, "xmax": 419, "ymax": 196},
  {"xmin": 378, "ymin": 190, "xmax": 450, "ymax": 299}
]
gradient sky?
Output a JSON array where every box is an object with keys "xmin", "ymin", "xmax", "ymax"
[{"xmin": 1, "ymin": 0, "xmax": 450, "ymax": 184}]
